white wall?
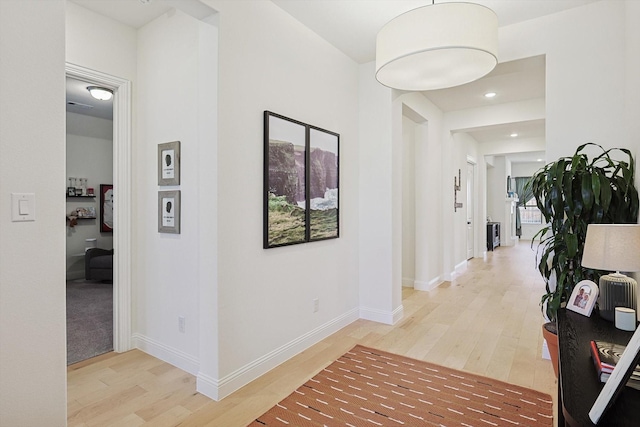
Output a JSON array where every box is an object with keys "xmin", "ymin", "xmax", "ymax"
[
  {"xmin": 511, "ymin": 162, "xmax": 544, "ymax": 178},
  {"xmin": 402, "ymin": 116, "xmax": 417, "ymax": 288},
  {"xmin": 0, "ymin": 0, "xmax": 67, "ymax": 425},
  {"xmin": 66, "ymin": 1, "xmax": 138, "ymax": 82},
  {"xmin": 133, "ymin": 9, "xmax": 217, "ymax": 376},
  {"xmin": 500, "ymin": 1, "xmax": 632, "ymax": 160},
  {"xmin": 206, "ymin": 0, "xmax": 360, "ymax": 398},
  {"xmin": 395, "ymin": 93, "xmax": 444, "ymax": 290},
  {"xmin": 66, "ymin": 112, "xmax": 114, "ymax": 279},
  {"xmin": 358, "ymin": 62, "xmax": 399, "ymax": 322}
]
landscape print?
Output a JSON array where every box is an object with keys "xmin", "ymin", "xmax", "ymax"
[
  {"xmin": 308, "ymin": 127, "xmax": 339, "ymax": 241},
  {"xmin": 265, "ymin": 113, "xmax": 307, "ymax": 247},
  {"xmin": 264, "ymin": 112, "xmax": 340, "ymax": 248}
]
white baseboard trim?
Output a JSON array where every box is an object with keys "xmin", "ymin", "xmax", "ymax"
[
  {"xmin": 455, "ymin": 260, "xmax": 467, "ymax": 275},
  {"xmin": 131, "ymin": 333, "xmax": 200, "ymax": 376},
  {"xmin": 196, "ymin": 372, "xmax": 219, "ymax": 401},
  {"xmin": 402, "ymin": 277, "xmax": 414, "ymax": 288},
  {"xmin": 206, "ymin": 307, "xmax": 360, "ymax": 401},
  {"xmin": 359, "ymin": 304, "xmax": 404, "ymax": 325},
  {"xmin": 414, "ymin": 276, "xmax": 442, "ymax": 291},
  {"xmin": 447, "ymin": 260, "xmax": 468, "ymax": 281}
]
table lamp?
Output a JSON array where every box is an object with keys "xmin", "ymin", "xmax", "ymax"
[{"xmin": 581, "ymin": 224, "xmax": 640, "ymax": 321}]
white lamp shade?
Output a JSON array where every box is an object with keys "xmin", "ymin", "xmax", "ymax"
[
  {"xmin": 375, "ymin": 3, "xmax": 498, "ymax": 91},
  {"xmin": 582, "ymin": 224, "xmax": 640, "ymax": 272}
]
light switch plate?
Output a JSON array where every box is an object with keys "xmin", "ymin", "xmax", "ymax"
[{"xmin": 11, "ymin": 193, "xmax": 35, "ymax": 222}]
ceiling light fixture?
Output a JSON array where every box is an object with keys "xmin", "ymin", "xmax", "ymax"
[
  {"xmin": 87, "ymin": 86, "xmax": 113, "ymax": 101},
  {"xmin": 375, "ymin": 2, "xmax": 498, "ymax": 91},
  {"xmin": 484, "ymin": 92, "xmax": 497, "ymax": 98},
  {"xmin": 510, "ymin": 133, "xmax": 518, "ymax": 137}
]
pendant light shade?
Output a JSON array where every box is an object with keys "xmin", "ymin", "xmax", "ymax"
[{"xmin": 375, "ymin": 2, "xmax": 499, "ymax": 91}]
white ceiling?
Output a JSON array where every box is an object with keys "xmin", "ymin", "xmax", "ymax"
[
  {"xmin": 271, "ymin": 0, "xmax": 598, "ymax": 64},
  {"xmin": 67, "ymin": 0, "xmax": 599, "ymax": 162}
]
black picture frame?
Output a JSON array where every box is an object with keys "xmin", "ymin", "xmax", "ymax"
[
  {"xmin": 264, "ymin": 111, "xmax": 339, "ymax": 249},
  {"xmin": 100, "ymin": 184, "xmax": 113, "ymax": 233}
]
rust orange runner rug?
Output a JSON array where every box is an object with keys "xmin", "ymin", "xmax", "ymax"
[{"xmin": 249, "ymin": 345, "xmax": 553, "ymax": 426}]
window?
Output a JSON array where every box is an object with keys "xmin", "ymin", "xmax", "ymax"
[{"xmin": 519, "ymin": 196, "xmax": 542, "ymax": 224}]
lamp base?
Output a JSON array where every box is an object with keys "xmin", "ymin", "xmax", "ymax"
[{"xmin": 598, "ymin": 273, "xmax": 637, "ymax": 321}]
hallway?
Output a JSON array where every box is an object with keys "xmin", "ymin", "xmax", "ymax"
[{"xmin": 67, "ymin": 240, "xmax": 556, "ymax": 426}]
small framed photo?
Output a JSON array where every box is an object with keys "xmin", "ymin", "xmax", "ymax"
[
  {"xmin": 158, "ymin": 190, "xmax": 180, "ymax": 234},
  {"xmin": 100, "ymin": 184, "xmax": 113, "ymax": 233},
  {"xmin": 158, "ymin": 141, "xmax": 180, "ymax": 186},
  {"xmin": 567, "ymin": 279, "xmax": 599, "ymax": 317}
]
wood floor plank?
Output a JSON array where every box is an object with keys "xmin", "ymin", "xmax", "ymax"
[{"xmin": 67, "ymin": 241, "xmax": 557, "ymax": 426}]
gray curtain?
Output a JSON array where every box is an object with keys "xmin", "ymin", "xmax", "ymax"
[{"xmin": 515, "ymin": 177, "xmax": 534, "ymax": 237}]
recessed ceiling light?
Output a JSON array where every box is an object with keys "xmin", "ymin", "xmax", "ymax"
[
  {"xmin": 537, "ymin": 158, "xmax": 544, "ymax": 162},
  {"xmin": 510, "ymin": 133, "xmax": 518, "ymax": 137},
  {"xmin": 484, "ymin": 92, "xmax": 496, "ymax": 98},
  {"xmin": 87, "ymin": 86, "xmax": 113, "ymax": 101}
]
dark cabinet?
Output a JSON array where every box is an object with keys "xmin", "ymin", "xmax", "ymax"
[{"xmin": 487, "ymin": 222, "xmax": 500, "ymax": 251}]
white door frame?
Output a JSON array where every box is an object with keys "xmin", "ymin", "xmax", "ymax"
[
  {"xmin": 466, "ymin": 159, "xmax": 476, "ymax": 260},
  {"xmin": 66, "ymin": 63, "xmax": 132, "ymax": 353}
]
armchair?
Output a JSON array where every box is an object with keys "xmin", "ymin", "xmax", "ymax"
[{"xmin": 85, "ymin": 248, "xmax": 114, "ymax": 281}]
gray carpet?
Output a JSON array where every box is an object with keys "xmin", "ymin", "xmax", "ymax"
[{"xmin": 66, "ymin": 280, "xmax": 113, "ymax": 365}]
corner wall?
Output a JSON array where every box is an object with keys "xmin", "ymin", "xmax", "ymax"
[
  {"xmin": 0, "ymin": 0, "xmax": 67, "ymax": 424},
  {"xmin": 133, "ymin": 9, "xmax": 217, "ymax": 376},
  {"xmin": 206, "ymin": 0, "xmax": 360, "ymax": 398}
]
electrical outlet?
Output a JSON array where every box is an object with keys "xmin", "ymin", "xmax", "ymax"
[
  {"xmin": 313, "ymin": 298, "xmax": 319, "ymax": 313},
  {"xmin": 178, "ymin": 316, "xmax": 185, "ymax": 333}
]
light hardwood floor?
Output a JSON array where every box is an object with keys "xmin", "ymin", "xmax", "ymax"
[{"xmin": 67, "ymin": 241, "xmax": 557, "ymax": 426}]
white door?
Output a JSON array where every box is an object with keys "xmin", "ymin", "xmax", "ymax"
[{"xmin": 466, "ymin": 162, "xmax": 475, "ymax": 259}]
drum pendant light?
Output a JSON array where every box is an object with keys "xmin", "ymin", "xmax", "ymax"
[{"xmin": 375, "ymin": 2, "xmax": 498, "ymax": 91}]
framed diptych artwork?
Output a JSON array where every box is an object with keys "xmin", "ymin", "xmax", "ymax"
[{"xmin": 264, "ymin": 111, "xmax": 339, "ymax": 249}]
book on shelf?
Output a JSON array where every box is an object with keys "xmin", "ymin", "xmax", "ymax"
[{"xmin": 590, "ymin": 340, "xmax": 640, "ymax": 390}]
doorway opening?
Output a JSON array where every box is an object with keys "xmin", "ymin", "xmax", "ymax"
[
  {"xmin": 65, "ymin": 63, "xmax": 132, "ymax": 362},
  {"xmin": 65, "ymin": 76, "xmax": 114, "ymax": 364}
]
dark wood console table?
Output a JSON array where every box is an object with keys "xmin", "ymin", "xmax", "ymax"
[{"xmin": 557, "ymin": 309, "xmax": 640, "ymax": 426}]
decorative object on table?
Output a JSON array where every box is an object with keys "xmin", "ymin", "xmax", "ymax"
[
  {"xmin": 158, "ymin": 141, "xmax": 180, "ymax": 186},
  {"xmin": 263, "ymin": 111, "xmax": 339, "ymax": 248},
  {"xmin": 589, "ymin": 325, "xmax": 640, "ymax": 424},
  {"xmin": 581, "ymin": 224, "xmax": 640, "ymax": 322},
  {"xmin": 250, "ymin": 345, "xmax": 553, "ymax": 427},
  {"xmin": 615, "ymin": 307, "xmax": 637, "ymax": 331},
  {"xmin": 527, "ymin": 143, "xmax": 638, "ymax": 321},
  {"xmin": 100, "ymin": 184, "xmax": 113, "ymax": 233},
  {"xmin": 158, "ymin": 190, "xmax": 180, "ymax": 234},
  {"xmin": 453, "ymin": 168, "xmax": 463, "ymax": 212},
  {"xmin": 567, "ymin": 279, "xmax": 599, "ymax": 317},
  {"xmin": 590, "ymin": 340, "xmax": 640, "ymax": 388}
]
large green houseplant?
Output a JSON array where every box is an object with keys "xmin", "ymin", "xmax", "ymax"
[{"xmin": 527, "ymin": 143, "xmax": 639, "ymax": 321}]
